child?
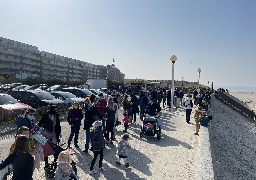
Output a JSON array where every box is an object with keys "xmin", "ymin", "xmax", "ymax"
[
  {"xmin": 199, "ymin": 111, "xmax": 210, "ymax": 127},
  {"xmin": 10, "ymin": 126, "xmax": 35, "ymax": 154},
  {"xmin": 55, "ymin": 151, "xmax": 78, "ymax": 180},
  {"xmin": 123, "ymin": 111, "xmax": 129, "ymax": 132},
  {"xmin": 116, "ymin": 134, "xmax": 131, "ymax": 167},
  {"xmin": 89, "ymin": 120, "xmax": 106, "ymax": 175},
  {"xmin": 194, "ymin": 106, "xmax": 203, "ymax": 135}
]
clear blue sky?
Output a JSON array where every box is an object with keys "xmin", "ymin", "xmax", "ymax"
[{"xmin": 1, "ymin": 0, "xmax": 256, "ymax": 87}]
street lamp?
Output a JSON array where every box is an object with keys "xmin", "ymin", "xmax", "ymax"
[
  {"xmin": 182, "ymin": 77, "xmax": 184, "ymax": 92},
  {"xmin": 197, "ymin": 68, "xmax": 201, "ymax": 93},
  {"xmin": 170, "ymin": 55, "xmax": 177, "ymax": 113}
]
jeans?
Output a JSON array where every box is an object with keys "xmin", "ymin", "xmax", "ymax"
[
  {"xmin": 106, "ymin": 128, "xmax": 114, "ymax": 141},
  {"xmin": 85, "ymin": 130, "xmax": 93, "ymax": 151},
  {"xmin": 186, "ymin": 109, "xmax": 192, "ymax": 123},
  {"xmin": 68, "ymin": 125, "xmax": 80, "ymax": 145},
  {"xmin": 90, "ymin": 149, "xmax": 103, "ymax": 171}
]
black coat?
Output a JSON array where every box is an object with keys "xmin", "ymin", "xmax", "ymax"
[
  {"xmin": 146, "ymin": 103, "xmax": 161, "ymax": 116},
  {"xmin": 67, "ymin": 108, "xmax": 83, "ymax": 127},
  {"xmin": 131, "ymin": 97, "xmax": 139, "ymax": 114},
  {"xmin": 105, "ymin": 106, "xmax": 116, "ymax": 131},
  {"xmin": 12, "ymin": 152, "xmax": 33, "ymax": 180},
  {"xmin": 38, "ymin": 112, "xmax": 61, "ymax": 142},
  {"xmin": 84, "ymin": 104, "xmax": 103, "ymax": 130},
  {"xmin": 91, "ymin": 127, "xmax": 104, "ymax": 151},
  {"xmin": 15, "ymin": 116, "xmax": 34, "ymax": 134}
]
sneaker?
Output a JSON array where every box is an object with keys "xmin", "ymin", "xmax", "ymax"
[
  {"xmin": 105, "ymin": 143, "xmax": 108, "ymax": 146},
  {"xmin": 125, "ymin": 163, "xmax": 130, "ymax": 167},
  {"xmin": 83, "ymin": 150, "xmax": 88, "ymax": 153},
  {"xmin": 110, "ymin": 141, "xmax": 113, "ymax": 144},
  {"xmin": 112, "ymin": 136, "xmax": 116, "ymax": 140},
  {"xmin": 100, "ymin": 167, "xmax": 106, "ymax": 171},
  {"xmin": 89, "ymin": 170, "xmax": 97, "ymax": 175},
  {"xmin": 194, "ymin": 133, "xmax": 199, "ymax": 135},
  {"xmin": 116, "ymin": 161, "xmax": 121, "ymax": 165}
]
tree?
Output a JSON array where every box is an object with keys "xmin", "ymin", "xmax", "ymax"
[
  {"xmin": 2, "ymin": 78, "xmax": 21, "ymax": 84},
  {"xmin": 22, "ymin": 77, "xmax": 45, "ymax": 86}
]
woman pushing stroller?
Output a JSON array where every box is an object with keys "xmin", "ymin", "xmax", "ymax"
[{"xmin": 38, "ymin": 105, "xmax": 62, "ymax": 169}]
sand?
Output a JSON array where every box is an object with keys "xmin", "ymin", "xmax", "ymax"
[{"xmin": 229, "ymin": 92, "xmax": 256, "ymax": 113}]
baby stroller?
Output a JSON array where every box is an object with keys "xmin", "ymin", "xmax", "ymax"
[
  {"xmin": 43, "ymin": 137, "xmax": 78, "ymax": 179},
  {"xmin": 140, "ymin": 114, "xmax": 162, "ymax": 140}
]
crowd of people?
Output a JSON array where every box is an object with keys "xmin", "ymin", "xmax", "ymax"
[{"xmin": 0, "ymin": 85, "xmax": 214, "ymax": 179}]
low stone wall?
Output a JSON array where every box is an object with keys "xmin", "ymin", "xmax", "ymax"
[{"xmin": 198, "ymin": 126, "xmax": 214, "ymax": 180}]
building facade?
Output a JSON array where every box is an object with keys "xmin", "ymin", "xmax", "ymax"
[{"xmin": 0, "ymin": 37, "xmax": 124, "ymax": 82}]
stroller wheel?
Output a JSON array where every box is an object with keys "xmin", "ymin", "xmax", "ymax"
[{"xmin": 47, "ymin": 170, "xmax": 55, "ymax": 178}]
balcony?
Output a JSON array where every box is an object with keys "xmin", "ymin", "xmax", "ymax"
[
  {"xmin": 0, "ymin": 64, "xmax": 12, "ymax": 69},
  {"xmin": 0, "ymin": 57, "xmax": 13, "ymax": 62},
  {"xmin": 13, "ymin": 65, "xmax": 20, "ymax": 70}
]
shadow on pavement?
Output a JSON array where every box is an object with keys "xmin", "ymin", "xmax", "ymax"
[
  {"xmin": 143, "ymin": 133, "xmax": 192, "ymax": 149},
  {"xmin": 0, "ymin": 132, "xmax": 16, "ymax": 140}
]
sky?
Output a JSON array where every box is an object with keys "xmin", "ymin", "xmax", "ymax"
[{"xmin": 0, "ymin": 0, "xmax": 256, "ymax": 87}]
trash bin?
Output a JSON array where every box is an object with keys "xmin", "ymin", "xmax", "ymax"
[
  {"xmin": 173, "ymin": 96, "xmax": 177, "ymax": 107},
  {"xmin": 175, "ymin": 96, "xmax": 180, "ymax": 108}
]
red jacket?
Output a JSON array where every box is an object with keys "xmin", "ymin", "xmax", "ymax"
[{"xmin": 96, "ymin": 99, "xmax": 107, "ymax": 115}]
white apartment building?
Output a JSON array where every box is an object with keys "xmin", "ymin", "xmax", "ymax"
[{"xmin": 0, "ymin": 37, "xmax": 110, "ymax": 81}]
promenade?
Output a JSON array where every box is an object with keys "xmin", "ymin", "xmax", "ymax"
[{"xmin": 0, "ymin": 105, "xmax": 199, "ymax": 180}]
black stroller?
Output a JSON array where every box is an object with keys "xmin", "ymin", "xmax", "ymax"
[
  {"xmin": 140, "ymin": 114, "xmax": 162, "ymax": 140},
  {"xmin": 43, "ymin": 137, "xmax": 78, "ymax": 179}
]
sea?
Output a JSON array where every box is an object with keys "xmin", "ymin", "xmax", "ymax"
[{"xmin": 215, "ymin": 86, "xmax": 256, "ymax": 93}]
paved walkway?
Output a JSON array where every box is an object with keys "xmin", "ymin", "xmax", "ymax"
[{"xmin": 0, "ymin": 105, "xmax": 199, "ymax": 180}]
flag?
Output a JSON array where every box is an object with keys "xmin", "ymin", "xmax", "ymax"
[{"xmin": 113, "ymin": 58, "xmax": 115, "ymax": 62}]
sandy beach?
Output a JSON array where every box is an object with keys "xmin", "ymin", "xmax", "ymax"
[{"xmin": 229, "ymin": 92, "xmax": 256, "ymax": 113}]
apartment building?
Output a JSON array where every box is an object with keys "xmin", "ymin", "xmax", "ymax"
[
  {"xmin": 106, "ymin": 64, "xmax": 125, "ymax": 81},
  {"xmin": 0, "ymin": 37, "xmax": 125, "ymax": 82},
  {"xmin": 0, "ymin": 38, "xmax": 41, "ymax": 79}
]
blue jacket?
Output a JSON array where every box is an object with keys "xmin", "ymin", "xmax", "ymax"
[
  {"xmin": 15, "ymin": 116, "xmax": 34, "ymax": 134},
  {"xmin": 67, "ymin": 108, "xmax": 83, "ymax": 126},
  {"xmin": 199, "ymin": 116, "xmax": 210, "ymax": 126}
]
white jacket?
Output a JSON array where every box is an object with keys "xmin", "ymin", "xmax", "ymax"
[{"xmin": 184, "ymin": 97, "xmax": 193, "ymax": 109}]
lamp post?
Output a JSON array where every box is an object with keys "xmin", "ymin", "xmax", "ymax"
[
  {"xmin": 197, "ymin": 68, "xmax": 201, "ymax": 93},
  {"xmin": 170, "ymin": 55, "xmax": 177, "ymax": 113},
  {"xmin": 182, "ymin": 77, "xmax": 184, "ymax": 92}
]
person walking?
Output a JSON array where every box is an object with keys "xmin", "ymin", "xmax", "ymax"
[
  {"xmin": 156, "ymin": 89, "xmax": 162, "ymax": 105},
  {"xmin": 83, "ymin": 95, "xmax": 103, "ymax": 153},
  {"xmin": 89, "ymin": 121, "xmax": 106, "ymax": 175},
  {"xmin": 162, "ymin": 91, "xmax": 166, "ymax": 108},
  {"xmin": 104, "ymin": 97, "xmax": 116, "ymax": 145},
  {"xmin": 178, "ymin": 90, "xmax": 184, "ymax": 106},
  {"xmin": 116, "ymin": 134, "xmax": 132, "ymax": 167},
  {"xmin": 96, "ymin": 93, "xmax": 108, "ymax": 138},
  {"xmin": 184, "ymin": 94, "xmax": 193, "ymax": 123},
  {"xmin": 194, "ymin": 106, "xmax": 202, "ymax": 135},
  {"xmin": 166, "ymin": 88, "xmax": 171, "ymax": 108},
  {"xmin": 130, "ymin": 94, "xmax": 139, "ymax": 123},
  {"xmin": 67, "ymin": 102, "xmax": 83, "ymax": 149}
]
